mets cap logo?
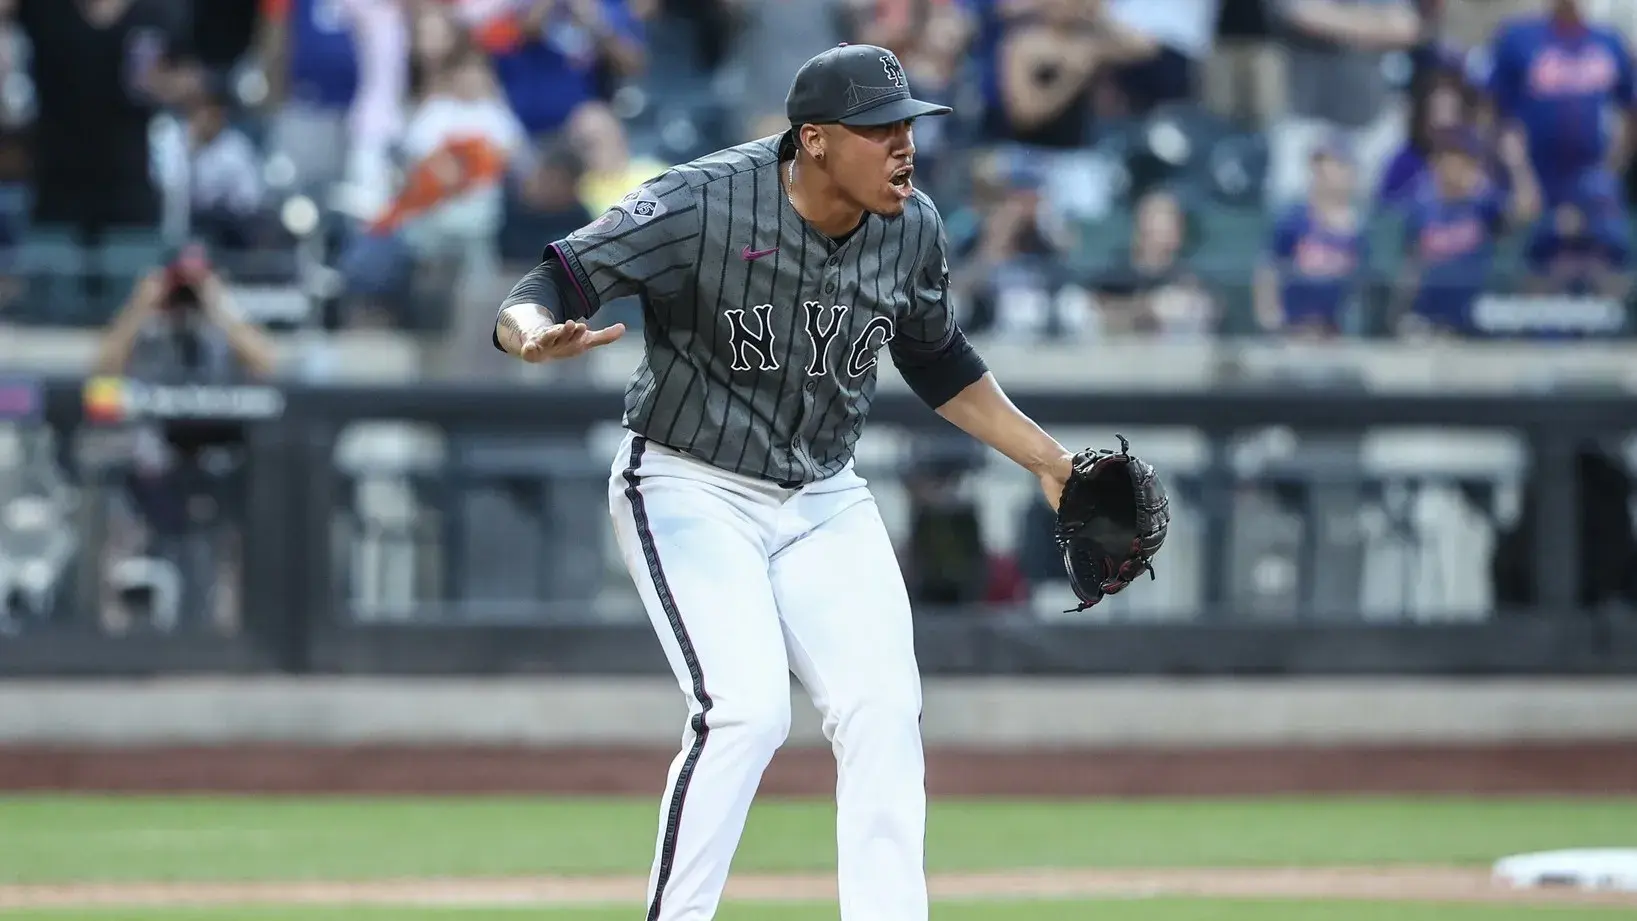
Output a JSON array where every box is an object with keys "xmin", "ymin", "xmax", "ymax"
[{"xmin": 881, "ymin": 54, "xmax": 906, "ymax": 88}]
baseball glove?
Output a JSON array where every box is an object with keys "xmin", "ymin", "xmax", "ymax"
[{"xmin": 1053, "ymin": 434, "xmax": 1170, "ymax": 612}]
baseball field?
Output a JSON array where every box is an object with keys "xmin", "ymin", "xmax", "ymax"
[{"xmin": 1, "ymin": 795, "xmax": 1635, "ymax": 919}]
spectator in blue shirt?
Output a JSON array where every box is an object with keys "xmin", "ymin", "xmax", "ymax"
[
  {"xmin": 1256, "ymin": 141, "xmax": 1368, "ymax": 338},
  {"xmin": 1394, "ymin": 127, "xmax": 1541, "ymax": 338},
  {"xmin": 1482, "ymin": 0, "xmax": 1636, "ymax": 209},
  {"xmin": 1524, "ymin": 167, "xmax": 1631, "ymax": 299},
  {"xmin": 1377, "ymin": 48, "xmax": 1497, "ymax": 208},
  {"xmin": 468, "ymin": 0, "xmax": 647, "ymax": 138}
]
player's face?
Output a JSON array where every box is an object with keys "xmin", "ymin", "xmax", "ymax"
[{"xmin": 827, "ymin": 120, "xmax": 917, "ymax": 216}]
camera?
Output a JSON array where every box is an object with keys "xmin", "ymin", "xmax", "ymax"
[{"xmin": 160, "ymin": 243, "xmax": 212, "ymax": 310}]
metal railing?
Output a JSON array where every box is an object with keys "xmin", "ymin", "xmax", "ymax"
[{"xmin": 0, "ymin": 376, "xmax": 1634, "ymax": 676}]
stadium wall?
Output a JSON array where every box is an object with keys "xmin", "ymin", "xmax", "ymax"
[
  {"xmin": 2, "ymin": 678, "xmax": 1635, "ymax": 796},
  {"xmin": 4, "ymin": 677, "xmax": 1637, "ymax": 747}
]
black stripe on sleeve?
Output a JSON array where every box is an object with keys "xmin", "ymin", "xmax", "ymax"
[{"xmin": 622, "ymin": 436, "xmax": 713, "ymax": 921}]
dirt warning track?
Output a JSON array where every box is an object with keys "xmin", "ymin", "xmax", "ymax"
[{"xmin": 1, "ymin": 868, "xmax": 1635, "ymax": 910}]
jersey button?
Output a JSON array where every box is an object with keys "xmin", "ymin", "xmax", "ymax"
[
  {"xmin": 804, "ymin": 380, "xmax": 816, "ymax": 393},
  {"xmin": 827, "ymin": 256, "xmax": 841, "ymax": 267},
  {"xmin": 824, "ymin": 281, "xmax": 836, "ymax": 293}
]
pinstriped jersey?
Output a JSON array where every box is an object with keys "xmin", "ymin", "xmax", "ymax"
[{"xmin": 550, "ymin": 135, "xmax": 957, "ymax": 486}]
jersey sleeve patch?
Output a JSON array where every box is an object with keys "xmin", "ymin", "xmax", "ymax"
[
  {"xmin": 618, "ymin": 189, "xmax": 667, "ymax": 224},
  {"xmin": 580, "ymin": 208, "xmax": 625, "ymax": 236},
  {"xmin": 580, "ymin": 189, "xmax": 669, "ymax": 238}
]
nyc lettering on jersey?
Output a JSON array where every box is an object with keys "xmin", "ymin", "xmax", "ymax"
[{"xmin": 723, "ymin": 303, "xmax": 894, "ymax": 377}]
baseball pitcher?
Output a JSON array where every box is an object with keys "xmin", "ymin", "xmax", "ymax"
[{"xmin": 494, "ymin": 43, "xmax": 1167, "ymax": 921}]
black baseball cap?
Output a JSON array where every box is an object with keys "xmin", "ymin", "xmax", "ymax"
[{"xmin": 785, "ymin": 43, "xmax": 953, "ymax": 129}]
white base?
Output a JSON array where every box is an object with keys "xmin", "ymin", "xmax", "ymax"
[{"xmin": 1493, "ymin": 849, "xmax": 1637, "ymax": 892}]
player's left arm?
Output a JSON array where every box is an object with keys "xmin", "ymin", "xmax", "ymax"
[{"xmin": 890, "ymin": 200, "xmax": 1074, "ymax": 509}]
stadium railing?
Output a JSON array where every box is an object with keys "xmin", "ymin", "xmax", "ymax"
[{"xmin": 0, "ymin": 375, "xmax": 1635, "ymax": 678}]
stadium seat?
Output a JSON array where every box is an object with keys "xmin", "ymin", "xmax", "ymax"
[{"xmin": 12, "ymin": 228, "xmax": 88, "ymax": 326}]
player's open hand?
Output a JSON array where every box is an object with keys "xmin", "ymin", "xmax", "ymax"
[{"xmin": 519, "ymin": 319, "xmax": 627, "ymax": 362}]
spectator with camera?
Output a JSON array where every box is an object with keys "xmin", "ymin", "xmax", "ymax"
[
  {"xmin": 93, "ymin": 244, "xmax": 276, "ymax": 383},
  {"xmin": 90, "ymin": 245, "xmax": 276, "ymax": 634}
]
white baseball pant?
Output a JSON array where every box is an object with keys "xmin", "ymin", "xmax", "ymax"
[{"xmin": 607, "ymin": 430, "xmax": 928, "ymax": 921}]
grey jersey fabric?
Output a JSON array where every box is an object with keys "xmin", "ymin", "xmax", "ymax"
[{"xmin": 550, "ymin": 136, "xmax": 959, "ymax": 486}]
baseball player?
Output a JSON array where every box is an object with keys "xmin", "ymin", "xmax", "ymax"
[{"xmin": 494, "ymin": 44, "xmax": 1077, "ymax": 921}]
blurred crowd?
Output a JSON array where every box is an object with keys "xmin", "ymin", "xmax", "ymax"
[
  {"xmin": 0, "ymin": 0, "xmax": 1629, "ymax": 347},
  {"xmin": 3, "ymin": 0, "xmax": 1637, "ymax": 630}
]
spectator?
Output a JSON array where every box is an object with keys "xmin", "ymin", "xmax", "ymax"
[
  {"xmin": 500, "ymin": 142, "xmax": 593, "ymax": 264},
  {"xmin": 1202, "ymin": 0, "xmax": 1283, "ymax": 125},
  {"xmin": 190, "ymin": 0, "xmax": 260, "ymax": 72},
  {"xmin": 1265, "ymin": 0, "xmax": 1423, "ymax": 207},
  {"xmin": 725, "ymin": 0, "xmax": 846, "ymax": 142},
  {"xmin": 1393, "ymin": 126, "xmax": 1541, "ymax": 338},
  {"xmin": 1481, "ymin": 0, "xmax": 1636, "ymax": 210},
  {"xmin": 1102, "ymin": 0, "xmax": 1220, "ymax": 116},
  {"xmin": 341, "ymin": 47, "xmax": 527, "ymax": 322},
  {"xmin": 1256, "ymin": 141, "xmax": 1368, "ymax": 338},
  {"xmin": 90, "ymin": 244, "xmax": 275, "ymax": 633},
  {"xmin": 566, "ymin": 101, "xmax": 667, "ymax": 214},
  {"xmin": 896, "ymin": 438, "xmax": 1018, "ymax": 608},
  {"xmin": 259, "ymin": 0, "xmax": 407, "ymax": 207},
  {"xmin": 1091, "ymin": 186, "xmax": 1216, "ymax": 337},
  {"xmin": 409, "ymin": 0, "xmax": 466, "ymax": 95},
  {"xmin": 342, "ymin": 0, "xmax": 412, "ymax": 214},
  {"xmin": 92, "ymin": 243, "xmax": 276, "ymax": 380},
  {"xmin": 985, "ymin": 0, "xmax": 1104, "ymax": 148},
  {"xmin": 387, "ymin": 46, "xmax": 528, "ymax": 232},
  {"xmin": 2, "ymin": 0, "xmax": 201, "ymax": 235},
  {"xmin": 948, "ymin": 153, "xmax": 1074, "ymax": 339},
  {"xmin": 182, "ymin": 82, "xmax": 267, "ymax": 251},
  {"xmin": 259, "ymin": 0, "xmax": 359, "ymax": 192},
  {"xmin": 1377, "ymin": 49, "xmax": 1490, "ymax": 207},
  {"xmin": 842, "ymin": 0, "xmax": 972, "ymax": 180},
  {"xmin": 463, "ymin": 0, "xmax": 647, "ymax": 139},
  {"xmin": 1523, "ymin": 167, "xmax": 1631, "ymax": 299}
]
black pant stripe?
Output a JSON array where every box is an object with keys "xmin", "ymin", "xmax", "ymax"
[{"xmin": 623, "ymin": 435, "xmax": 713, "ymax": 921}]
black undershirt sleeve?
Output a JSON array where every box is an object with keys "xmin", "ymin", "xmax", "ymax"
[
  {"xmin": 891, "ymin": 328, "xmax": 988, "ymax": 410},
  {"xmin": 492, "ymin": 256, "xmax": 577, "ymax": 352}
]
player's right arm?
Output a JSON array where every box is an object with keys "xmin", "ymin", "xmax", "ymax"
[{"xmin": 494, "ymin": 170, "xmax": 701, "ymax": 363}]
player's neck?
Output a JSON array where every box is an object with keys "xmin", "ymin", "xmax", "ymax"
[{"xmin": 787, "ymin": 156, "xmax": 866, "ymax": 239}]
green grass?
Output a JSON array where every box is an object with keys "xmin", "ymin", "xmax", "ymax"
[
  {"xmin": 0, "ymin": 796, "xmax": 1633, "ymax": 884},
  {"xmin": 1, "ymin": 903, "xmax": 1634, "ymax": 921}
]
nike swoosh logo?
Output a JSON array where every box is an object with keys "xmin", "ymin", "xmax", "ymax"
[{"xmin": 742, "ymin": 245, "xmax": 778, "ymax": 261}]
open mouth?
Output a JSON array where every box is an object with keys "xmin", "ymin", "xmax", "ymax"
[{"xmin": 889, "ymin": 165, "xmax": 914, "ymax": 197}]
